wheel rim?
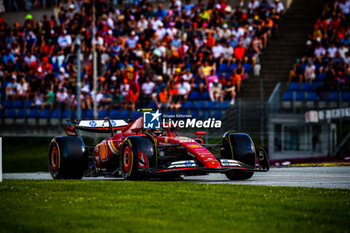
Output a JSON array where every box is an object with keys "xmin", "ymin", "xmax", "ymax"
[
  {"xmin": 123, "ymin": 146, "xmax": 131, "ymax": 172},
  {"xmin": 51, "ymin": 147, "xmax": 59, "ymax": 171}
]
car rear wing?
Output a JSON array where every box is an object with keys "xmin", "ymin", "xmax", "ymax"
[{"xmin": 66, "ymin": 119, "xmax": 129, "ymax": 134}]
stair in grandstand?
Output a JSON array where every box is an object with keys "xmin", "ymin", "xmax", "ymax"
[{"xmin": 240, "ymin": 0, "xmax": 327, "ymax": 101}]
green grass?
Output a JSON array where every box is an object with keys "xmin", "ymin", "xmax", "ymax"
[
  {"xmin": 2, "ymin": 137, "xmax": 50, "ymax": 172},
  {"xmin": 0, "ymin": 180, "xmax": 349, "ymax": 233}
]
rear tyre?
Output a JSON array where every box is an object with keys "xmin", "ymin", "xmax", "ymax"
[
  {"xmin": 120, "ymin": 136, "xmax": 154, "ymax": 180},
  {"xmin": 48, "ymin": 136, "xmax": 88, "ymax": 179},
  {"xmin": 221, "ymin": 132, "xmax": 256, "ymax": 180}
]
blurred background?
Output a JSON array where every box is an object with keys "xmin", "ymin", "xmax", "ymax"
[{"xmin": 0, "ymin": 0, "xmax": 349, "ymax": 172}]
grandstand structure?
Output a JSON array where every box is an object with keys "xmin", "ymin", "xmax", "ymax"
[
  {"xmin": 267, "ymin": 0, "xmax": 350, "ymax": 159},
  {"xmin": 0, "ymin": 0, "xmax": 349, "ymax": 159},
  {"xmin": 0, "ymin": 0, "xmax": 285, "ymax": 133}
]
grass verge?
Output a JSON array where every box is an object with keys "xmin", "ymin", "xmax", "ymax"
[
  {"xmin": 2, "ymin": 137, "xmax": 50, "ymax": 172},
  {"xmin": 0, "ymin": 180, "xmax": 349, "ymax": 233}
]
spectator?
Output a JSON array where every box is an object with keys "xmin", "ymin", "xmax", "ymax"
[
  {"xmin": 232, "ymin": 25, "xmax": 245, "ymax": 39},
  {"xmin": 2, "ymin": 49, "xmax": 15, "ymax": 65},
  {"xmin": 205, "ymin": 32, "xmax": 216, "ymax": 48},
  {"xmin": 6, "ymin": 75, "xmax": 18, "ymax": 100},
  {"xmin": 183, "ymin": 0, "xmax": 194, "ymax": 16},
  {"xmin": 344, "ymin": 52, "xmax": 350, "ymax": 65},
  {"xmin": 112, "ymin": 88, "xmax": 124, "ymax": 109},
  {"xmin": 234, "ymin": 41, "xmax": 246, "ymax": 61},
  {"xmin": 288, "ymin": 59, "xmax": 304, "ymax": 85},
  {"xmin": 155, "ymin": 22, "xmax": 166, "ymax": 40},
  {"xmin": 23, "ymin": 51, "xmax": 36, "ymax": 66},
  {"xmin": 56, "ymin": 87, "xmax": 68, "ymax": 112},
  {"xmin": 171, "ymin": 34, "xmax": 182, "ymax": 48},
  {"xmin": 96, "ymin": 89, "xmax": 113, "ymax": 111},
  {"xmin": 220, "ymin": 24, "xmax": 232, "ymax": 39},
  {"xmin": 304, "ymin": 60, "xmax": 316, "ymax": 84},
  {"xmin": 339, "ymin": 0, "xmax": 350, "ymax": 15},
  {"xmin": 16, "ymin": 77, "xmax": 29, "ymax": 100},
  {"xmin": 141, "ymin": 77, "xmax": 155, "ymax": 100},
  {"xmin": 42, "ymin": 87, "xmax": 55, "ymax": 111},
  {"xmin": 212, "ymin": 41, "xmax": 224, "ymax": 62},
  {"xmin": 105, "ymin": 30, "xmax": 116, "ymax": 48},
  {"xmin": 206, "ymin": 69, "xmax": 219, "ymax": 90},
  {"xmin": 182, "ymin": 69, "xmax": 193, "ymax": 83},
  {"xmin": 327, "ymin": 43, "xmax": 338, "ymax": 58},
  {"xmin": 25, "ymin": 31, "xmax": 37, "ymax": 52},
  {"xmin": 273, "ymin": 0, "xmax": 284, "ymax": 15},
  {"xmin": 333, "ymin": 51, "xmax": 344, "ymax": 67},
  {"xmin": 224, "ymin": 80, "xmax": 236, "ymax": 106},
  {"xmin": 152, "ymin": 75, "xmax": 167, "ymax": 109},
  {"xmin": 209, "ymin": 79, "xmax": 224, "ymax": 103},
  {"xmin": 169, "ymin": 0, "xmax": 182, "ymax": 14},
  {"xmin": 137, "ymin": 15, "xmax": 148, "ymax": 32},
  {"xmin": 126, "ymin": 31, "xmax": 139, "ymax": 49},
  {"xmin": 127, "ymin": 80, "xmax": 139, "ymax": 112},
  {"xmin": 57, "ymin": 30, "xmax": 72, "ymax": 54},
  {"xmin": 194, "ymin": 70, "xmax": 207, "ymax": 96},
  {"xmin": 245, "ymin": 45, "xmax": 258, "ymax": 67},
  {"xmin": 241, "ymin": 33, "xmax": 252, "ymax": 49},
  {"xmin": 232, "ymin": 63, "xmax": 245, "ymax": 92},
  {"xmin": 57, "ymin": 67, "xmax": 68, "ymax": 81},
  {"xmin": 32, "ymin": 91, "xmax": 44, "ymax": 109},
  {"xmin": 314, "ymin": 43, "xmax": 326, "ymax": 59},
  {"xmin": 228, "ymin": 34, "xmax": 239, "ymax": 48},
  {"xmin": 260, "ymin": 0, "xmax": 272, "ymax": 12},
  {"xmin": 155, "ymin": 4, "xmax": 167, "ymax": 19},
  {"xmin": 166, "ymin": 22, "xmax": 177, "ymax": 39},
  {"xmin": 201, "ymin": 61, "xmax": 214, "ymax": 77},
  {"xmin": 248, "ymin": 0, "xmax": 260, "ymax": 15},
  {"xmin": 338, "ymin": 44, "xmax": 348, "ymax": 58},
  {"xmin": 221, "ymin": 42, "xmax": 234, "ymax": 66},
  {"xmin": 177, "ymin": 78, "xmax": 191, "ymax": 98},
  {"xmin": 324, "ymin": 61, "xmax": 336, "ymax": 89},
  {"xmin": 168, "ymin": 80, "xmax": 179, "ymax": 110},
  {"xmin": 304, "ymin": 40, "xmax": 314, "ymax": 58}
]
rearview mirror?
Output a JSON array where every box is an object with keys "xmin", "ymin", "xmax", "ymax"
[{"xmin": 194, "ymin": 131, "xmax": 206, "ymax": 136}]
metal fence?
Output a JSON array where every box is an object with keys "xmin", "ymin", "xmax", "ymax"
[{"xmin": 1, "ymin": 95, "xmax": 350, "ymax": 157}]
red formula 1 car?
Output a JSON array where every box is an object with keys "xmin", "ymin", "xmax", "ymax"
[{"xmin": 48, "ymin": 115, "xmax": 269, "ymax": 180}]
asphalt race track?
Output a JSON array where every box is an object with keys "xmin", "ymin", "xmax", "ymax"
[{"xmin": 3, "ymin": 167, "xmax": 350, "ymax": 189}]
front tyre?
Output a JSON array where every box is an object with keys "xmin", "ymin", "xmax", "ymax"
[
  {"xmin": 225, "ymin": 169, "xmax": 254, "ymax": 180},
  {"xmin": 222, "ymin": 132, "xmax": 256, "ymax": 180},
  {"xmin": 49, "ymin": 136, "xmax": 87, "ymax": 179},
  {"xmin": 120, "ymin": 136, "xmax": 154, "ymax": 180}
]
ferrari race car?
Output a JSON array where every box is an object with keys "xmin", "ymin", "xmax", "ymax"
[{"xmin": 48, "ymin": 115, "xmax": 269, "ymax": 180}]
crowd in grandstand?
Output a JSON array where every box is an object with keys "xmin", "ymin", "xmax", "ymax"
[
  {"xmin": 289, "ymin": 0, "xmax": 350, "ymax": 94},
  {"xmin": 0, "ymin": 0, "xmax": 285, "ymax": 114}
]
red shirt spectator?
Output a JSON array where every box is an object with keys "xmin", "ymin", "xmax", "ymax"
[
  {"xmin": 123, "ymin": 66, "xmax": 136, "ymax": 81},
  {"xmin": 234, "ymin": 42, "xmax": 246, "ymax": 60},
  {"xmin": 329, "ymin": 17, "xmax": 340, "ymax": 30},
  {"xmin": 206, "ymin": 33, "xmax": 216, "ymax": 48},
  {"xmin": 105, "ymin": 30, "xmax": 116, "ymax": 47}
]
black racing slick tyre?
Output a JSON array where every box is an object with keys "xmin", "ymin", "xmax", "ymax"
[
  {"xmin": 48, "ymin": 136, "xmax": 88, "ymax": 179},
  {"xmin": 222, "ymin": 132, "xmax": 256, "ymax": 180},
  {"xmin": 120, "ymin": 136, "xmax": 154, "ymax": 180}
]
